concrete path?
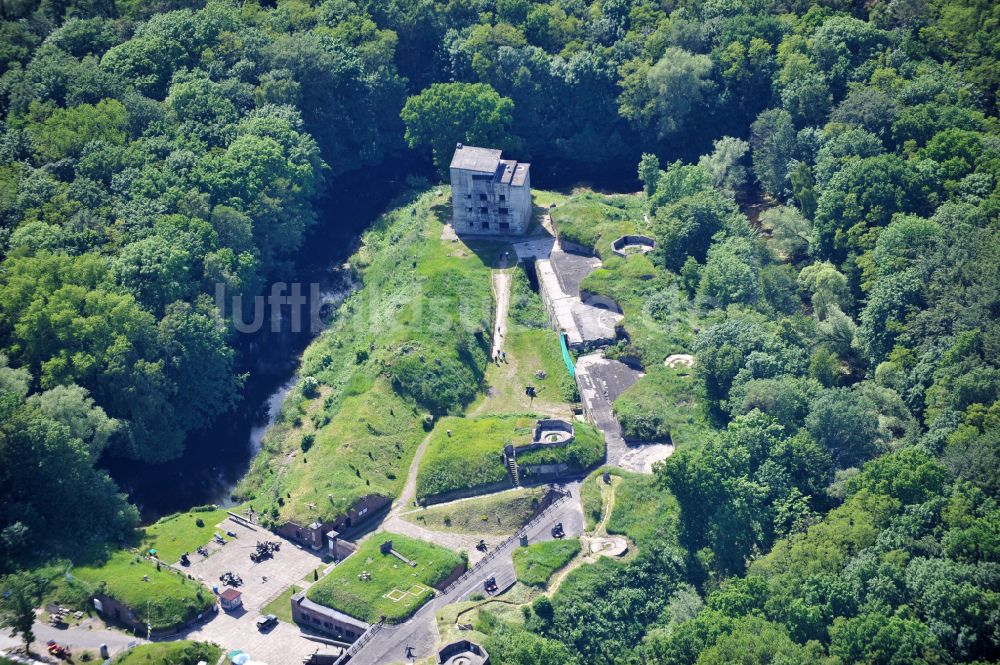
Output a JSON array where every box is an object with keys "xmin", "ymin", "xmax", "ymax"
[
  {"xmin": 575, "ymin": 353, "xmax": 642, "ymax": 467},
  {"xmin": 349, "ymin": 483, "xmax": 584, "ymax": 665},
  {"xmin": 169, "ymin": 516, "xmax": 329, "ymax": 665}
]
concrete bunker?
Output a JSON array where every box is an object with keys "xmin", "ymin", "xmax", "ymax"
[{"xmin": 611, "ymin": 234, "xmax": 656, "ymax": 257}]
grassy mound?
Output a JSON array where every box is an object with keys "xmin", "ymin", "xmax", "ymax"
[
  {"xmin": 513, "ymin": 539, "xmax": 581, "ymax": 587},
  {"xmin": 112, "ymin": 641, "xmax": 220, "ymax": 665},
  {"xmin": 417, "ymin": 415, "xmax": 604, "ymax": 500},
  {"xmin": 139, "ymin": 505, "xmax": 232, "ymax": 564},
  {"xmin": 72, "ymin": 550, "xmax": 214, "ymax": 631},
  {"xmin": 549, "ymin": 192, "xmax": 645, "ymax": 255},
  {"xmin": 416, "ymin": 414, "xmax": 537, "ymax": 500},
  {"xmin": 402, "ymin": 487, "xmax": 546, "ymax": 536},
  {"xmin": 307, "ymin": 532, "xmax": 465, "ymax": 623},
  {"xmin": 613, "ymin": 365, "xmax": 708, "ymax": 444},
  {"xmin": 516, "ymin": 421, "xmax": 605, "ymax": 471}
]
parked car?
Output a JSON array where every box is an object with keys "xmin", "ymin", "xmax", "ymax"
[{"xmin": 256, "ymin": 614, "xmax": 278, "ymax": 631}]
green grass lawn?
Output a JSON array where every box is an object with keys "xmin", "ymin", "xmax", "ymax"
[
  {"xmin": 71, "ymin": 550, "xmax": 214, "ymax": 631},
  {"xmin": 516, "ymin": 420, "xmax": 604, "ymax": 472},
  {"xmin": 549, "ymin": 191, "xmax": 645, "ymax": 256},
  {"xmin": 401, "ymin": 487, "xmax": 546, "ymax": 536},
  {"xmin": 473, "ymin": 327, "xmax": 573, "ymax": 418},
  {"xmin": 416, "ymin": 414, "xmax": 537, "ymax": 500},
  {"xmin": 261, "ymin": 584, "xmax": 301, "ymax": 624},
  {"xmin": 512, "ymin": 539, "xmax": 581, "ymax": 587},
  {"xmin": 236, "ymin": 188, "xmax": 503, "ymax": 527},
  {"xmin": 111, "ymin": 641, "xmax": 221, "ymax": 664},
  {"xmin": 139, "ymin": 505, "xmax": 233, "ymax": 563},
  {"xmin": 613, "ymin": 365, "xmax": 709, "ymax": 445},
  {"xmin": 605, "ymin": 471, "xmax": 680, "ymax": 552},
  {"xmin": 307, "ymin": 532, "xmax": 465, "ymax": 623}
]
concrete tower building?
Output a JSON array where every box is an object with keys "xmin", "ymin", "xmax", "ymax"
[{"xmin": 449, "ymin": 144, "xmax": 531, "ymax": 235}]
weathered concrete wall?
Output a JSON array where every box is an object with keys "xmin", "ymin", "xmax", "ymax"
[
  {"xmin": 434, "ymin": 561, "xmax": 470, "ymax": 591},
  {"xmin": 421, "ymin": 478, "xmax": 515, "ymax": 507},
  {"xmin": 291, "ymin": 593, "xmax": 368, "ymax": 642},
  {"xmin": 277, "ymin": 494, "xmax": 391, "ymax": 550}
]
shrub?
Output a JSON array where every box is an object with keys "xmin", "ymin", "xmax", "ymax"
[{"xmin": 300, "ymin": 433, "xmax": 315, "ymax": 452}]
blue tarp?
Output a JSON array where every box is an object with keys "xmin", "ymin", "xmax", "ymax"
[{"xmin": 560, "ymin": 332, "xmax": 576, "ymax": 378}]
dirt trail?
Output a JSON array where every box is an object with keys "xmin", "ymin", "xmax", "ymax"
[
  {"xmin": 490, "ymin": 254, "xmax": 513, "ymax": 359},
  {"xmin": 391, "ymin": 429, "xmax": 434, "ymax": 515}
]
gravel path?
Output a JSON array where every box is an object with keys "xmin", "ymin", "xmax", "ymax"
[{"xmin": 490, "ymin": 258, "xmax": 512, "ymax": 360}]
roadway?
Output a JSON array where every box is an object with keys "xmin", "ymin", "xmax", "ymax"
[{"xmin": 348, "ymin": 481, "xmax": 584, "ymax": 665}]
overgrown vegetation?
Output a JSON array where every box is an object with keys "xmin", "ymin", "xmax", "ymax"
[
  {"xmin": 512, "ymin": 539, "xmax": 581, "ymax": 588},
  {"xmin": 1, "ymin": 0, "xmax": 998, "ymax": 661},
  {"xmin": 236, "ymin": 190, "xmax": 498, "ymax": 526},
  {"xmin": 111, "ymin": 641, "xmax": 221, "ymax": 665},
  {"xmin": 613, "ymin": 365, "xmax": 708, "ymax": 444}
]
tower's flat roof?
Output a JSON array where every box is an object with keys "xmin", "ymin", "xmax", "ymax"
[
  {"xmin": 450, "ymin": 145, "xmax": 502, "ymax": 173},
  {"xmin": 511, "ymin": 163, "xmax": 530, "ymax": 186}
]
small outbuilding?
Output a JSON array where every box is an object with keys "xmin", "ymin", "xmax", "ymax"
[{"xmin": 219, "ymin": 588, "xmax": 243, "ymax": 612}]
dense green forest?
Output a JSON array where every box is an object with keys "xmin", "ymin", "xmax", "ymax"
[{"xmin": 0, "ymin": 0, "xmax": 997, "ymax": 661}]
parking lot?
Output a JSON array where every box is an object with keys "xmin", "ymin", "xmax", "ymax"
[{"xmin": 172, "ymin": 516, "xmax": 333, "ymax": 664}]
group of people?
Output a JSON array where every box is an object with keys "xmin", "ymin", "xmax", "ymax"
[{"xmin": 493, "ymin": 348, "xmax": 507, "ymax": 365}]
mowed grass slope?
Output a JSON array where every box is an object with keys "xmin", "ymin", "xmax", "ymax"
[
  {"xmin": 605, "ymin": 470, "xmax": 680, "ymax": 551},
  {"xmin": 475, "ymin": 267, "xmax": 576, "ymax": 417},
  {"xmin": 307, "ymin": 532, "xmax": 465, "ymax": 623},
  {"xmin": 237, "ymin": 189, "xmax": 503, "ymax": 526},
  {"xmin": 513, "ymin": 538, "xmax": 581, "ymax": 587},
  {"xmin": 401, "ymin": 486, "xmax": 546, "ymax": 536},
  {"xmin": 71, "ymin": 550, "xmax": 214, "ymax": 630},
  {"xmin": 416, "ymin": 414, "xmax": 537, "ymax": 500}
]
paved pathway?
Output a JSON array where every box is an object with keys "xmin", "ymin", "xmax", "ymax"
[
  {"xmin": 167, "ymin": 517, "xmax": 329, "ymax": 665},
  {"xmin": 349, "ymin": 482, "xmax": 584, "ymax": 665}
]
